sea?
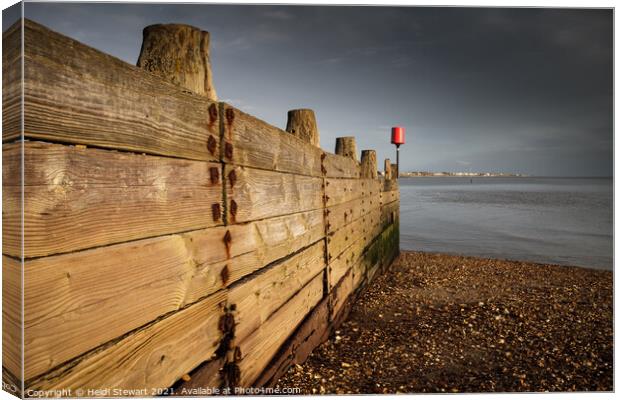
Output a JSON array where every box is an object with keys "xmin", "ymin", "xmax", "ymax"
[{"xmin": 399, "ymin": 177, "xmax": 613, "ymax": 270}]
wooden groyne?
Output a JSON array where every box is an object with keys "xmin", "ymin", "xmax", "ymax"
[{"xmin": 2, "ymin": 19, "xmax": 400, "ymax": 396}]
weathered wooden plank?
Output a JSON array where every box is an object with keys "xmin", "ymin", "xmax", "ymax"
[
  {"xmin": 222, "ymin": 104, "xmax": 323, "ymax": 176},
  {"xmin": 227, "ymin": 165, "xmax": 324, "ymax": 223},
  {"xmin": 330, "ymin": 269, "xmax": 353, "ymax": 320},
  {"xmin": 323, "ymin": 153, "xmax": 360, "ymax": 179},
  {"xmin": 253, "ymin": 297, "xmax": 330, "ymax": 388},
  {"xmin": 3, "ymin": 141, "xmax": 223, "ymax": 258},
  {"xmin": 28, "ymin": 290, "xmax": 227, "ymax": 393},
  {"xmin": 381, "ymin": 200, "xmax": 400, "ymax": 228},
  {"xmin": 230, "ymin": 241, "xmax": 326, "ymax": 343},
  {"xmin": 237, "ymin": 274, "xmax": 324, "ymax": 387},
  {"xmin": 3, "ymin": 20, "xmax": 22, "ymax": 141},
  {"xmin": 380, "ymin": 189, "xmax": 400, "ymax": 206},
  {"xmin": 22, "ymin": 19, "xmax": 219, "ymax": 160},
  {"xmin": 326, "ymin": 193, "xmax": 381, "ymax": 235},
  {"xmin": 327, "ymin": 206, "xmax": 382, "ymax": 264},
  {"xmin": 325, "ymin": 178, "xmax": 381, "ymax": 207},
  {"xmin": 22, "ymin": 208, "xmax": 324, "ymax": 380},
  {"xmin": 382, "ymin": 178, "xmax": 399, "ymax": 192},
  {"xmin": 2, "ymin": 256, "xmax": 22, "ymax": 384}
]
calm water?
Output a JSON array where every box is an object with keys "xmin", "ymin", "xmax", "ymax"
[{"xmin": 399, "ymin": 177, "xmax": 613, "ymax": 270}]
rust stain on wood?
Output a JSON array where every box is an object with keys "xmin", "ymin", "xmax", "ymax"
[
  {"xmin": 224, "ymin": 142, "xmax": 233, "ymax": 160},
  {"xmin": 223, "ymin": 230, "xmax": 232, "ymax": 259},
  {"xmin": 225, "ymin": 107, "xmax": 235, "ymax": 139},
  {"xmin": 228, "ymin": 169, "xmax": 237, "ymax": 188},
  {"xmin": 207, "ymin": 135, "xmax": 217, "ymax": 156},
  {"xmin": 211, "ymin": 203, "xmax": 221, "ymax": 222},
  {"xmin": 230, "ymin": 199, "xmax": 238, "ymax": 223},
  {"xmin": 209, "ymin": 167, "xmax": 220, "ymax": 184},
  {"xmin": 221, "ymin": 265, "xmax": 230, "ymax": 286},
  {"xmin": 208, "ymin": 103, "xmax": 218, "ymax": 133}
]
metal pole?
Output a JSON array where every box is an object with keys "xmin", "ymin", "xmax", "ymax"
[{"xmin": 396, "ymin": 144, "xmax": 400, "ymax": 179}]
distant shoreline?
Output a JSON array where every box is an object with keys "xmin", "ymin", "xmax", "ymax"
[
  {"xmin": 397, "ymin": 175, "xmax": 612, "ymax": 179},
  {"xmin": 399, "ymin": 172, "xmax": 526, "ymax": 178}
]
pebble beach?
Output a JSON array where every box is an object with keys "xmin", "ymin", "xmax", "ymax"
[{"xmin": 276, "ymin": 251, "xmax": 613, "ymax": 393}]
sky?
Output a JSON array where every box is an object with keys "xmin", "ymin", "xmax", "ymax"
[{"xmin": 3, "ymin": 2, "xmax": 613, "ymax": 176}]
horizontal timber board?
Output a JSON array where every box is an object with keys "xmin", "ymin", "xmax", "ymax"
[
  {"xmin": 27, "ymin": 290, "xmax": 227, "ymax": 392},
  {"xmin": 222, "ymin": 104, "xmax": 323, "ymax": 177},
  {"xmin": 327, "ymin": 206, "xmax": 382, "ymax": 263},
  {"xmin": 330, "ymin": 269, "xmax": 353, "ymax": 320},
  {"xmin": 23, "ymin": 209, "xmax": 324, "ymax": 379},
  {"xmin": 230, "ymin": 241, "xmax": 326, "ymax": 343},
  {"xmin": 253, "ymin": 297, "xmax": 330, "ymax": 388},
  {"xmin": 2, "ymin": 256, "xmax": 22, "ymax": 382},
  {"xmin": 328, "ymin": 210, "xmax": 385, "ymax": 288},
  {"xmin": 380, "ymin": 189, "xmax": 400, "ymax": 205},
  {"xmin": 237, "ymin": 274, "xmax": 324, "ymax": 387},
  {"xmin": 2, "ymin": 22, "xmax": 22, "ymax": 141},
  {"xmin": 3, "ymin": 141, "xmax": 223, "ymax": 258},
  {"xmin": 326, "ymin": 193, "xmax": 381, "ymax": 235},
  {"xmin": 323, "ymin": 153, "xmax": 360, "ymax": 179},
  {"xmin": 21, "ymin": 19, "xmax": 219, "ymax": 160},
  {"xmin": 226, "ymin": 165, "xmax": 324, "ymax": 223},
  {"xmin": 325, "ymin": 178, "xmax": 382, "ymax": 207}
]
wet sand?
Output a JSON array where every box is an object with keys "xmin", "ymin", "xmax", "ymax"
[{"xmin": 276, "ymin": 251, "xmax": 613, "ymax": 393}]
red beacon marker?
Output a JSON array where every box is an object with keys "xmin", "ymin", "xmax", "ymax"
[
  {"xmin": 391, "ymin": 127, "xmax": 405, "ymax": 178},
  {"xmin": 391, "ymin": 126, "xmax": 405, "ymax": 146}
]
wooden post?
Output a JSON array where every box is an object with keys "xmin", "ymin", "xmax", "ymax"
[
  {"xmin": 384, "ymin": 159, "xmax": 392, "ymax": 180},
  {"xmin": 137, "ymin": 24, "xmax": 218, "ymax": 100},
  {"xmin": 360, "ymin": 150, "xmax": 378, "ymax": 179},
  {"xmin": 335, "ymin": 137, "xmax": 358, "ymax": 161},
  {"xmin": 285, "ymin": 109, "xmax": 320, "ymax": 147},
  {"xmin": 391, "ymin": 163, "xmax": 398, "ymax": 178}
]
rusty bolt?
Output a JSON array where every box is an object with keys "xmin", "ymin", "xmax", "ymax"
[
  {"xmin": 225, "ymin": 108, "xmax": 235, "ymax": 126},
  {"xmin": 230, "ymin": 199, "xmax": 238, "ymax": 219},
  {"xmin": 220, "ymin": 264, "xmax": 230, "ymax": 285},
  {"xmin": 234, "ymin": 346, "xmax": 242, "ymax": 362},
  {"xmin": 228, "ymin": 169, "xmax": 237, "ymax": 188},
  {"xmin": 223, "ymin": 230, "xmax": 232, "ymax": 258},
  {"xmin": 212, "ymin": 203, "xmax": 221, "ymax": 222},
  {"xmin": 225, "ymin": 142, "xmax": 234, "ymax": 159},
  {"xmin": 207, "ymin": 135, "xmax": 217, "ymax": 155},
  {"xmin": 209, "ymin": 167, "xmax": 220, "ymax": 185},
  {"xmin": 208, "ymin": 103, "xmax": 218, "ymax": 124}
]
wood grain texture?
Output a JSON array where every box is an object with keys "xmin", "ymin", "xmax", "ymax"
[
  {"xmin": 3, "ymin": 256, "xmax": 22, "ymax": 383},
  {"xmin": 22, "ymin": 19, "xmax": 219, "ymax": 160},
  {"xmin": 27, "ymin": 290, "xmax": 227, "ymax": 392},
  {"xmin": 325, "ymin": 178, "xmax": 381, "ymax": 207},
  {"xmin": 4, "ymin": 141, "xmax": 223, "ymax": 258},
  {"xmin": 328, "ymin": 208, "xmax": 383, "ymax": 287},
  {"xmin": 137, "ymin": 24, "xmax": 217, "ymax": 100},
  {"xmin": 22, "ymin": 208, "xmax": 324, "ymax": 380},
  {"xmin": 237, "ymin": 274, "xmax": 324, "ymax": 387},
  {"xmin": 334, "ymin": 136, "xmax": 358, "ymax": 161},
  {"xmin": 230, "ymin": 241, "xmax": 326, "ymax": 343},
  {"xmin": 323, "ymin": 152, "xmax": 360, "ymax": 179},
  {"xmin": 330, "ymin": 269, "xmax": 353, "ymax": 320},
  {"xmin": 285, "ymin": 109, "xmax": 319, "ymax": 147},
  {"xmin": 327, "ymin": 206, "xmax": 382, "ymax": 263},
  {"xmin": 2, "ymin": 20, "xmax": 22, "ymax": 141},
  {"xmin": 326, "ymin": 194, "xmax": 381, "ymax": 235},
  {"xmin": 222, "ymin": 104, "xmax": 323, "ymax": 177},
  {"xmin": 253, "ymin": 297, "xmax": 330, "ymax": 388},
  {"xmin": 227, "ymin": 165, "xmax": 324, "ymax": 224}
]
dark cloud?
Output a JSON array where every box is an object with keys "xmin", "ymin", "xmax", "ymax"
[{"xmin": 8, "ymin": 3, "xmax": 613, "ymax": 176}]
